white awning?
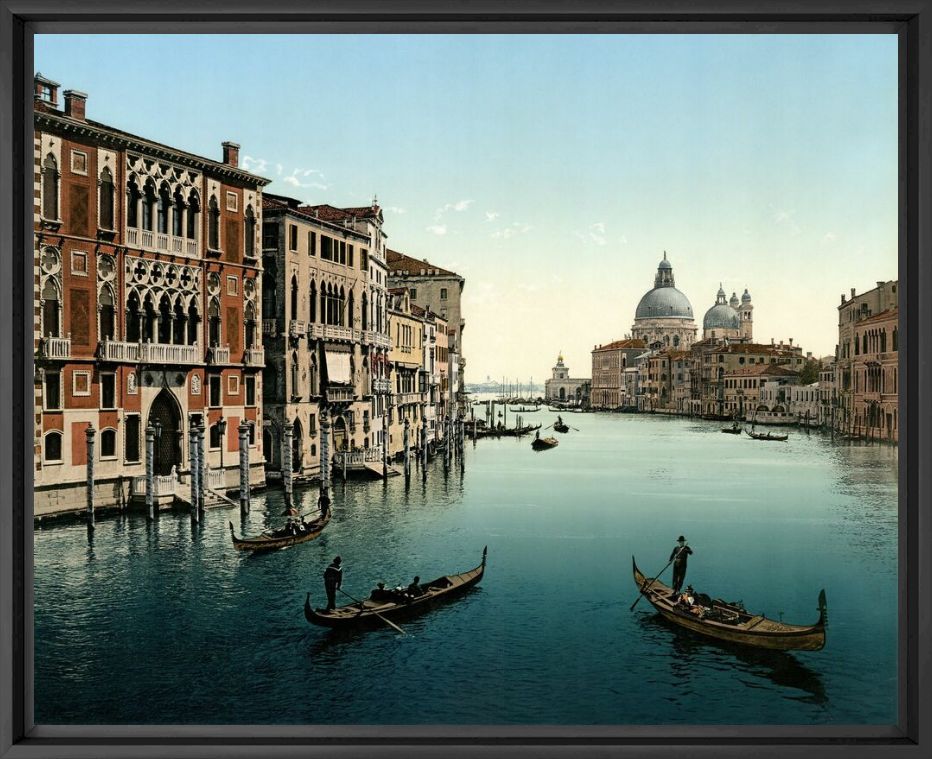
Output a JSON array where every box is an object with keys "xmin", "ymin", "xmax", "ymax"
[{"xmin": 325, "ymin": 350, "xmax": 352, "ymax": 384}]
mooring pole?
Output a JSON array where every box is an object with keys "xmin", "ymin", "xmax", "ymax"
[
  {"xmin": 85, "ymin": 423, "xmax": 96, "ymax": 530},
  {"xmin": 403, "ymin": 417, "xmax": 411, "ymax": 480},
  {"xmin": 382, "ymin": 406, "xmax": 388, "ymax": 479},
  {"xmin": 238, "ymin": 421, "xmax": 250, "ymax": 513},
  {"xmin": 197, "ymin": 423, "xmax": 207, "ymax": 512},
  {"xmin": 321, "ymin": 405, "xmax": 331, "ymax": 496},
  {"xmin": 189, "ymin": 421, "xmax": 199, "ymax": 523},
  {"xmin": 145, "ymin": 424, "xmax": 155, "ymax": 521},
  {"xmin": 421, "ymin": 404, "xmax": 428, "ymax": 480},
  {"xmin": 282, "ymin": 420, "xmax": 294, "ymax": 512}
]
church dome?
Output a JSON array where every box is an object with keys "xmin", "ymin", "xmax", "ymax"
[
  {"xmin": 741, "ymin": 288, "xmax": 752, "ymax": 303},
  {"xmin": 635, "ymin": 287, "xmax": 694, "ymax": 320},
  {"xmin": 703, "ymin": 285, "xmax": 740, "ymax": 330},
  {"xmin": 729, "ymin": 292, "xmax": 740, "ymax": 308}
]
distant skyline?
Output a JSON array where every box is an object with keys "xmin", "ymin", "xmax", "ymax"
[{"xmin": 36, "ymin": 34, "xmax": 898, "ymax": 380}]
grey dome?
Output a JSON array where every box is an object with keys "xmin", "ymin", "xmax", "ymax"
[
  {"xmin": 658, "ymin": 257, "xmax": 672, "ymax": 270},
  {"xmin": 741, "ymin": 288, "xmax": 752, "ymax": 303},
  {"xmin": 729, "ymin": 292, "xmax": 740, "ymax": 308},
  {"xmin": 703, "ymin": 303, "xmax": 741, "ymax": 330},
  {"xmin": 635, "ymin": 286, "xmax": 694, "ymax": 319}
]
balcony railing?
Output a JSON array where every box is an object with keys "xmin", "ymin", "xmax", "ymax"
[
  {"xmin": 397, "ymin": 392, "xmax": 422, "ymax": 406},
  {"xmin": 333, "ymin": 446, "xmax": 384, "ymax": 468},
  {"xmin": 39, "ymin": 335, "xmax": 71, "ymax": 359},
  {"xmin": 307, "ymin": 323, "xmax": 324, "ymax": 339},
  {"xmin": 244, "ymin": 348, "xmax": 265, "ymax": 367},
  {"xmin": 140, "ymin": 341, "xmax": 201, "ymax": 365},
  {"xmin": 364, "ymin": 330, "xmax": 391, "ymax": 349},
  {"xmin": 262, "ymin": 319, "xmax": 278, "ymax": 336},
  {"xmin": 322, "ymin": 325, "xmax": 353, "ymax": 342},
  {"xmin": 127, "ymin": 227, "xmax": 200, "ymax": 257},
  {"xmin": 326, "ymin": 386, "xmax": 355, "ymax": 403},
  {"xmin": 99, "ymin": 339, "xmax": 141, "ymax": 362},
  {"xmin": 371, "ymin": 377, "xmax": 390, "ymax": 394},
  {"xmin": 206, "ymin": 345, "xmax": 230, "ymax": 364},
  {"xmin": 131, "ymin": 474, "xmax": 177, "ymax": 498},
  {"xmin": 289, "ymin": 320, "xmax": 307, "ymax": 338}
]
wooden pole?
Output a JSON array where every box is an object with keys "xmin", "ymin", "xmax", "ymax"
[
  {"xmin": 145, "ymin": 424, "xmax": 155, "ymax": 521},
  {"xmin": 189, "ymin": 421, "xmax": 199, "ymax": 523},
  {"xmin": 238, "ymin": 421, "xmax": 250, "ymax": 513},
  {"xmin": 85, "ymin": 423, "xmax": 96, "ymax": 530}
]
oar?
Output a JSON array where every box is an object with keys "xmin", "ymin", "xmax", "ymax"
[
  {"xmin": 543, "ymin": 423, "xmax": 554, "ymax": 431},
  {"xmin": 338, "ymin": 587, "xmax": 407, "ymax": 635},
  {"xmin": 570, "ymin": 426, "xmax": 581, "ymax": 432},
  {"xmin": 630, "ymin": 558, "xmax": 674, "ymax": 611}
]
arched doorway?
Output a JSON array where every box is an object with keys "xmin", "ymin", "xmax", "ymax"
[
  {"xmin": 147, "ymin": 388, "xmax": 182, "ymax": 476},
  {"xmin": 332, "ymin": 416, "xmax": 348, "ymax": 452},
  {"xmin": 263, "ymin": 427, "xmax": 274, "ymax": 466},
  {"xmin": 292, "ymin": 419, "xmax": 303, "ymax": 473},
  {"xmin": 559, "ymin": 387, "xmax": 566, "ymax": 401}
]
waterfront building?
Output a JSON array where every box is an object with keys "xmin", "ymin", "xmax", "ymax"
[
  {"xmin": 788, "ymin": 383, "xmax": 821, "ymax": 425},
  {"xmin": 589, "ymin": 339, "xmax": 646, "ymax": 409},
  {"xmin": 387, "ymin": 249, "xmax": 467, "ymax": 413},
  {"xmin": 544, "ymin": 353, "xmax": 590, "ymax": 404},
  {"xmin": 835, "ymin": 281, "xmax": 898, "ymax": 441},
  {"xmin": 721, "ymin": 364, "xmax": 800, "ymax": 420},
  {"xmin": 33, "ymin": 74, "xmax": 269, "ymax": 517},
  {"xmin": 819, "ymin": 359, "xmax": 837, "ymax": 427},
  {"xmin": 702, "ymin": 285, "xmax": 753, "ymax": 340},
  {"xmin": 386, "ymin": 288, "xmax": 426, "ymax": 458},
  {"xmin": 259, "ymin": 193, "xmax": 389, "ymax": 479},
  {"xmin": 631, "ymin": 253, "xmax": 697, "ymax": 350}
]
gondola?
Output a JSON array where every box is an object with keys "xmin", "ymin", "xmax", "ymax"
[
  {"xmin": 510, "ymin": 406, "xmax": 540, "ymax": 413},
  {"xmin": 553, "ymin": 421, "xmax": 570, "ymax": 433},
  {"xmin": 531, "ymin": 436, "xmax": 559, "ymax": 450},
  {"xmin": 721, "ymin": 426, "xmax": 742, "ymax": 434},
  {"xmin": 632, "ymin": 557, "xmax": 826, "ymax": 651},
  {"xmin": 304, "ymin": 547, "xmax": 487, "ymax": 629},
  {"xmin": 229, "ymin": 510, "xmax": 331, "ymax": 552},
  {"xmin": 745, "ymin": 429, "xmax": 788, "ymax": 441}
]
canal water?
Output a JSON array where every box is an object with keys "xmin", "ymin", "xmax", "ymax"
[{"xmin": 34, "ymin": 410, "xmax": 898, "ymax": 725}]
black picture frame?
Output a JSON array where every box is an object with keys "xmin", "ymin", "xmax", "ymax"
[{"xmin": 1, "ymin": 1, "xmax": 929, "ymax": 757}]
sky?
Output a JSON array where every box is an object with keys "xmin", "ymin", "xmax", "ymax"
[{"xmin": 36, "ymin": 34, "xmax": 898, "ymax": 383}]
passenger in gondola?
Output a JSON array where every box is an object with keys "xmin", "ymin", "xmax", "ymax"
[
  {"xmin": 669, "ymin": 535, "xmax": 693, "ymax": 596},
  {"xmin": 318, "ymin": 492, "xmax": 331, "ymax": 520},
  {"xmin": 323, "ymin": 556, "xmax": 343, "ymax": 611},
  {"xmin": 370, "ymin": 582, "xmax": 392, "ymax": 602},
  {"xmin": 284, "ymin": 518, "xmax": 296, "ymax": 536},
  {"xmin": 405, "ymin": 576, "xmax": 422, "ymax": 600}
]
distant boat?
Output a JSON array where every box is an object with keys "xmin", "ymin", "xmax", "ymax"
[
  {"xmin": 632, "ymin": 557, "xmax": 826, "ymax": 651},
  {"xmin": 531, "ymin": 436, "xmax": 559, "ymax": 451},
  {"xmin": 229, "ymin": 510, "xmax": 331, "ymax": 552},
  {"xmin": 745, "ymin": 429, "xmax": 788, "ymax": 441},
  {"xmin": 553, "ymin": 421, "xmax": 570, "ymax": 433},
  {"xmin": 721, "ymin": 426, "xmax": 742, "ymax": 434},
  {"xmin": 510, "ymin": 406, "xmax": 540, "ymax": 413},
  {"xmin": 304, "ymin": 548, "xmax": 487, "ymax": 630}
]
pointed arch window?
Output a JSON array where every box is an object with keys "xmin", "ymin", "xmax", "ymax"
[
  {"xmin": 309, "ymin": 281, "xmax": 317, "ymax": 323},
  {"xmin": 290, "ymin": 275, "xmax": 299, "ymax": 321},
  {"xmin": 41, "ymin": 279, "xmax": 61, "ymax": 338},
  {"xmin": 156, "ymin": 295, "xmax": 171, "ymax": 344},
  {"xmin": 244, "ymin": 206, "xmax": 256, "ymax": 258},
  {"xmin": 186, "ymin": 191, "xmax": 200, "ymax": 239},
  {"xmin": 126, "ymin": 290, "xmax": 141, "ymax": 342},
  {"xmin": 893, "ymin": 327, "xmax": 898, "ymax": 352},
  {"xmin": 361, "ymin": 292, "xmax": 368, "ymax": 330},
  {"xmin": 173, "ymin": 299, "xmax": 187, "ymax": 345},
  {"xmin": 172, "ymin": 188, "xmax": 185, "ymax": 237},
  {"xmin": 126, "ymin": 178, "xmax": 141, "ymax": 228},
  {"xmin": 348, "ymin": 291, "xmax": 355, "ymax": 328},
  {"xmin": 157, "ymin": 183, "xmax": 171, "ymax": 234},
  {"xmin": 208, "ymin": 298, "xmax": 222, "ymax": 347},
  {"xmin": 291, "ymin": 351, "xmax": 300, "ymax": 398},
  {"xmin": 244, "ymin": 303, "xmax": 257, "ymax": 349},
  {"xmin": 98, "ymin": 167, "xmax": 114, "ymax": 230},
  {"xmin": 208, "ymin": 195, "xmax": 220, "ymax": 250},
  {"xmin": 142, "ymin": 294, "xmax": 157, "ymax": 342},
  {"xmin": 42, "ymin": 153, "xmax": 59, "ymax": 220},
  {"xmin": 187, "ymin": 301, "xmax": 200, "ymax": 345},
  {"xmin": 141, "ymin": 181, "xmax": 156, "ymax": 232},
  {"xmin": 98, "ymin": 286, "xmax": 116, "ymax": 341}
]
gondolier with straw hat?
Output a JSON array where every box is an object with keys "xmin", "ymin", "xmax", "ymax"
[
  {"xmin": 323, "ymin": 556, "xmax": 343, "ymax": 611},
  {"xmin": 669, "ymin": 536, "xmax": 693, "ymax": 596}
]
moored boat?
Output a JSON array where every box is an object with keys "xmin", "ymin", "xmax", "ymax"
[
  {"xmin": 632, "ymin": 557, "xmax": 826, "ymax": 651},
  {"xmin": 229, "ymin": 510, "xmax": 331, "ymax": 552},
  {"xmin": 304, "ymin": 547, "xmax": 487, "ymax": 629},
  {"xmin": 531, "ymin": 436, "xmax": 559, "ymax": 450}
]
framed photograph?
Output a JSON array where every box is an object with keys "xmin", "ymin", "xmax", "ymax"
[{"xmin": 2, "ymin": 3, "xmax": 931, "ymax": 759}]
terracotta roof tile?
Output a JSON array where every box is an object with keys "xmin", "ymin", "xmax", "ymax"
[
  {"xmin": 593, "ymin": 339, "xmax": 647, "ymax": 352},
  {"xmin": 386, "ymin": 249, "xmax": 460, "ymax": 278}
]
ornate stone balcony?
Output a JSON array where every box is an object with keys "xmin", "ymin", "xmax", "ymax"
[
  {"xmin": 39, "ymin": 335, "xmax": 71, "ymax": 359},
  {"xmin": 325, "ymin": 386, "xmax": 354, "ymax": 403},
  {"xmin": 289, "ymin": 320, "xmax": 307, "ymax": 338},
  {"xmin": 206, "ymin": 345, "xmax": 230, "ymax": 364},
  {"xmin": 244, "ymin": 348, "xmax": 265, "ymax": 367},
  {"xmin": 126, "ymin": 227, "xmax": 198, "ymax": 257},
  {"xmin": 371, "ymin": 377, "xmax": 390, "ymax": 394},
  {"xmin": 262, "ymin": 319, "xmax": 278, "ymax": 336},
  {"xmin": 139, "ymin": 341, "xmax": 201, "ymax": 365},
  {"xmin": 99, "ymin": 339, "xmax": 141, "ymax": 362}
]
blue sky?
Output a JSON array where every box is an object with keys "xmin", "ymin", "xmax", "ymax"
[{"xmin": 36, "ymin": 34, "xmax": 898, "ymax": 382}]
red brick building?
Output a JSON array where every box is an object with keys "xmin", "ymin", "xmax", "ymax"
[{"xmin": 33, "ymin": 73, "xmax": 270, "ymax": 517}]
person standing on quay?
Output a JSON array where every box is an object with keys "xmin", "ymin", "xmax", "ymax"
[
  {"xmin": 669, "ymin": 536, "xmax": 693, "ymax": 595},
  {"xmin": 324, "ymin": 556, "xmax": 343, "ymax": 611}
]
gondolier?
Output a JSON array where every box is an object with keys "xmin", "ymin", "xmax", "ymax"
[
  {"xmin": 669, "ymin": 536, "xmax": 693, "ymax": 595},
  {"xmin": 324, "ymin": 556, "xmax": 343, "ymax": 611}
]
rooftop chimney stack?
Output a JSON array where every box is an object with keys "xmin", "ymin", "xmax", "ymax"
[
  {"xmin": 222, "ymin": 141, "xmax": 240, "ymax": 168},
  {"xmin": 64, "ymin": 90, "xmax": 87, "ymax": 121},
  {"xmin": 851, "ymin": 287, "xmax": 857, "ymax": 298},
  {"xmin": 33, "ymin": 73, "xmax": 60, "ymax": 109}
]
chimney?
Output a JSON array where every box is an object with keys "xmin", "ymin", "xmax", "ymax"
[
  {"xmin": 64, "ymin": 90, "xmax": 87, "ymax": 121},
  {"xmin": 222, "ymin": 141, "xmax": 240, "ymax": 168},
  {"xmin": 789, "ymin": 338, "xmax": 793, "ymax": 346},
  {"xmin": 877, "ymin": 281, "xmax": 884, "ymax": 288},
  {"xmin": 850, "ymin": 287, "xmax": 856, "ymax": 298},
  {"xmin": 33, "ymin": 73, "xmax": 60, "ymax": 109},
  {"xmin": 841, "ymin": 294, "xmax": 847, "ymax": 304}
]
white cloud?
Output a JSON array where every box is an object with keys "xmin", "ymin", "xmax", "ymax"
[
  {"xmin": 575, "ymin": 222, "xmax": 608, "ymax": 246},
  {"xmin": 241, "ymin": 155, "xmax": 268, "ymax": 173},
  {"xmin": 386, "ymin": 206, "xmax": 407, "ymax": 215},
  {"xmin": 770, "ymin": 204, "xmax": 801, "ymax": 236},
  {"xmin": 485, "ymin": 211, "xmax": 500, "ymax": 222},
  {"xmin": 822, "ymin": 232, "xmax": 837, "ymax": 243},
  {"xmin": 281, "ymin": 168, "xmax": 329, "ymax": 191},
  {"xmin": 491, "ymin": 222, "xmax": 532, "ymax": 240},
  {"xmin": 426, "ymin": 224, "xmax": 448, "ymax": 236},
  {"xmin": 433, "ymin": 199, "xmax": 474, "ymax": 221}
]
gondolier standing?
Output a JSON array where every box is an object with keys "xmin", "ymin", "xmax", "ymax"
[
  {"xmin": 324, "ymin": 556, "xmax": 343, "ymax": 611},
  {"xmin": 669, "ymin": 536, "xmax": 693, "ymax": 595}
]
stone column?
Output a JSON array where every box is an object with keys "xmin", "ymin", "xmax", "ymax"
[
  {"xmin": 189, "ymin": 421, "xmax": 199, "ymax": 522},
  {"xmin": 85, "ymin": 423, "xmax": 96, "ymax": 530},
  {"xmin": 282, "ymin": 420, "xmax": 294, "ymax": 512},
  {"xmin": 145, "ymin": 424, "xmax": 155, "ymax": 521},
  {"xmin": 238, "ymin": 421, "xmax": 250, "ymax": 512}
]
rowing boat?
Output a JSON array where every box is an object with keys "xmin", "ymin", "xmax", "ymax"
[
  {"xmin": 721, "ymin": 426, "xmax": 742, "ymax": 434},
  {"xmin": 632, "ymin": 557, "xmax": 826, "ymax": 651},
  {"xmin": 746, "ymin": 429, "xmax": 788, "ymax": 441},
  {"xmin": 532, "ymin": 436, "xmax": 559, "ymax": 450},
  {"xmin": 553, "ymin": 421, "xmax": 570, "ymax": 433},
  {"xmin": 304, "ymin": 547, "xmax": 487, "ymax": 629},
  {"xmin": 229, "ymin": 510, "xmax": 331, "ymax": 552}
]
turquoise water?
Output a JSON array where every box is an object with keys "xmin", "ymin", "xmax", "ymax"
[{"xmin": 34, "ymin": 410, "xmax": 898, "ymax": 725}]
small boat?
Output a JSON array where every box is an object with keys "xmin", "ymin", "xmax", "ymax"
[
  {"xmin": 229, "ymin": 510, "xmax": 331, "ymax": 552},
  {"xmin": 304, "ymin": 547, "xmax": 487, "ymax": 629},
  {"xmin": 721, "ymin": 426, "xmax": 742, "ymax": 434},
  {"xmin": 532, "ymin": 436, "xmax": 559, "ymax": 450},
  {"xmin": 510, "ymin": 406, "xmax": 540, "ymax": 413},
  {"xmin": 553, "ymin": 421, "xmax": 570, "ymax": 433},
  {"xmin": 632, "ymin": 557, "xmax": 826, "ymax": 651},
  {"xmin": 746, "ymin": 429, "xmax": 788, "ymax": 441}
]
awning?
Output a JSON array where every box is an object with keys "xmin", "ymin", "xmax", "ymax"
[{"xmin": 325, "ymin": 350, "xmax": 352, "ymax": 385}]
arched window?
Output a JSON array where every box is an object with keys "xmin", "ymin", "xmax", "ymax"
[
  {"xmin": 208, "ymin": 195, "xmax": 220, "ymax": 250},
  {"xmin": 322, "ymin": 284, "xmax": 330, "ymax": 325},
  {"xmin": 862, "ymin": 333, "xmax": 868, "ymax": 355},
  {"xmin": 309, "ymin": 281, "xmax": 317, "ymax": 323},
  {"xmin": 348, "ymin": 291, "xmax": 355, "ymax": 328},
  {"xmin": 98, "ymin": 167, "xmax": 114, "ymax": 230},
  {"xmin": 310, "ymin": 354, "xmax": 318, "ymax": 396},
  {"xmin": 244, "ymin": 303, "xmax": 256, "ymax": 349},
  {"xmin": 291, "ymin": 352, "xmax": 299, "ymax": 397},
  {"xmin": 244, "ymin": 206, "xmax": 256, "ymax": 258},
  {"xmin": 98, "ymin": 285, "xmax": 116, "ymax": 341},
  {"xmin": 339, "ymin": 287, "xmax": 346, "ymax": 326},
  {"xmin": 158, "ymin": 294, "xmax": 172, "ymax": 343},
  {"xmin": 208, "ymin": 298, "xmax": 221, "ymax": 347},
  {"xmin": 290, "ymin": 275, "xmax": 299, "ymax": 321},
  {"xmin": 100, "ymin": 428, "xmax": 117, "ymax": 458},
  {"xmin": 44, "ymin": 431, "xmax": 63, "ymax": 462},
  {"xmin": 126, "ymin": 290, "xmax": 141, "ymax": 342},
  {"xmin": 187, "ymin": 301, "xmax": 200, "ymax": 345},
  {"xmin": 673, "ymin": 334, "xmax": 680, "ymax": 348},
  {"xmin": 880, "ymin": 329, "xmax": 887, "ymax": 353},
  {"xmin": 186, "ymin": 191, "xmax": 200, "ymax": 240},
  {"xmin": 209, "ymin": 423, "xmax": 222, "ymax": 449},
  {"xmin": 42, "ymin": 153, "xmax": 59, "ymax": 220},
  {"xmin": 172, "ymin": 188, "xmax": 185, "ymax": 237},
  {"xmin": 126, "ymin": 178, "xmax": 140, "ymax": 228},
  {"xmin": 142, "ymin": 294, "xmax": 156, "ymax": 342},
  {"xmin": 361, "ymin": 292, "xmax": 368, "ymax": 330},
  {"xmin": 157, "ymin": 183, "xmax": 171, "ymax": 234},
  {"xmin": 893, "ymin": 327, "xmax": 898, "ymax": 351},
  {"xmin": 173, "ymin": 299, "xmax": 187, "ymax": 345},
  {"xmin": 141, "ymin": 181, "xmax": 156, "ymax": 232},
  {"xmin": 41, "ymin": 279, "xmax": 61, "ymax": 338}
]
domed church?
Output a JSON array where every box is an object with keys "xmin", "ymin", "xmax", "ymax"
[
  {"xmin": 631, "ymin": 253, "xmax": 697, "ymax": 350},
  {"xmin": 702, "ymin": 284, "xmax": 753, "ymax": 340}
]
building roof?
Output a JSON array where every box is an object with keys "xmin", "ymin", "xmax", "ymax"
[
  {"xmin": 855, "ymin": 307, "xmax": 898, "ymax": 327},
  {"xmin": 303, "ymin": 203, "xmax": 382, "ymax": 222},
  {"xmin": 713, "ymin": 343, "xmax": 799, "ymax": 355},
  {"xmin": 724, "ymin": 364, "xmax": 800, "ymax": 378},
  {"xmin": 262, "ymin": 194, "xmax": 370, "ymax": 239},
  {"xmin": 387, "ymin": 249, "xmax": 461, "ymax": 279},
  {"xmin": 592, "ymin": 338, "xmax": 647, "ymax": 352}
]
